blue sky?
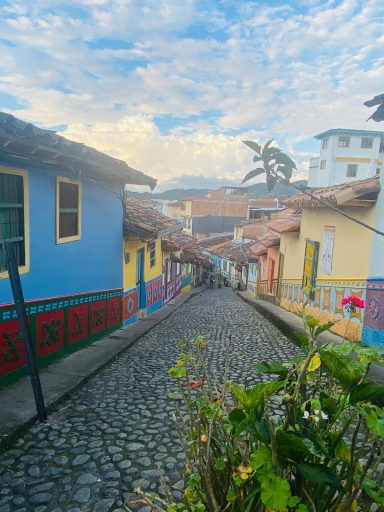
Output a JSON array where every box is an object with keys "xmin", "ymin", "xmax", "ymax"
[{"xmin": 0, "ymin": 0, "xmax": 383, "ymax": 190}]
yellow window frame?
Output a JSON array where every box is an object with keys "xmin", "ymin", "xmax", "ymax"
[
  {"xmin": 0, "ymin": 166, "xmax": 30, "ymax": 278},
  {"xmin": 56, "ymin": 176, "xmax": 82, "ymax": 244}
]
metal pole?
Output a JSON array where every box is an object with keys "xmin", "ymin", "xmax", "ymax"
[{"xmin": 4, "ymin": 242, "xmax": 47, "ymax": 422}]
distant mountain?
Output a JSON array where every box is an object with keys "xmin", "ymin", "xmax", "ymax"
[
  {"xmin": 126, "ymin": 180, "xmax": 308, "ymax": 201},
  {"xmin": 126, "ymin": 188, "xmax": 211, "ymax": 200},
  {"xmin": 247, "ymin": 180, "xmax": 308, "ymax": 198}
]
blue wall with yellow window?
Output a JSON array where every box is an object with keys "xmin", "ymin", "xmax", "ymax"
[{"xmin": 0, "ymin": 163, "xmax": 124, "ymax": 385}]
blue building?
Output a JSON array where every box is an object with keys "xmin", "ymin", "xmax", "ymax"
[{"xmin": 0, "ymin": 112, "xmax": 155, "ymax": 385}]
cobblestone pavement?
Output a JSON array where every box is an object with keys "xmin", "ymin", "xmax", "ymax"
[{"xmin": 0, "ymin": 288, "xmax": 302, "ymax": 512}]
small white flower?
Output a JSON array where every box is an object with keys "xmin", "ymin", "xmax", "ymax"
[
  {"xmin": 314, "ymin": 416, "xmax": 320, "ymax": 423},
  {"xmin": 314, "ymin": 409, "xmax": 320, "ymax": 416},
  {"xmin": 303, "ymin": 411, "xmax": 310, "ymax": 419},
  {"xmin": 321, "ymin": 412, "xmax": 328, "ymax": 420}
]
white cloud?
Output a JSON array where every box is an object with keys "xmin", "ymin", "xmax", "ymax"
[
  {"xmin": 61, "ymin": 115, "xmax": 260, "ymax": 190},
  {"xmin": 0, "ymin": 0, "xmax": 383, "ymax": 191}
]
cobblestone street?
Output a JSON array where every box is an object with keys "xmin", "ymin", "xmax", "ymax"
[{"xmin": 0, "ymin": 288, "xmax": 302, "ymax": 512}]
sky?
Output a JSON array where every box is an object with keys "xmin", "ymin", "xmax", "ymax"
[{"xmin": 0, "ymin": 0, "xmax": 383, "ymax": 191}]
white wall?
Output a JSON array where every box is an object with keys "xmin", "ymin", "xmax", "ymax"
[{"xmin": 309, "ymin": 133, "xmax": 384, "ymax": 187}]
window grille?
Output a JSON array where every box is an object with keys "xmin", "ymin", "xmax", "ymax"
[
  {"xmin": 361, "ymin": 136, "xmax": 373, "ymax": 149},
  {"xmin": 338, "ymin": 136, "xmax": 350, "ymax": 147},
  {"xmin": 148, "ymin": 242, "xmax": 156, "ymax": 267},
  {"xmin": 0, "ymin": 172, "xmax": 25, "ymax": 272},
  {"xmin": 57, "ymin": 178, "xmax": 81, "ymax": 242},
  {"xmin": 346, "ymin": 164, "xmax": 358, "ymax": 178}
]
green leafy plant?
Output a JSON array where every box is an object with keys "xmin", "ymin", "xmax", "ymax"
[{"xmin": 127, "ymin": 318, "xmax": 384, "ymax": 512}]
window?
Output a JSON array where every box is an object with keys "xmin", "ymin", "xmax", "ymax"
[
  {"xmin": 376, "ymin": 167, "xmax": 381, "ymax": 175},
  {"xmin": 321, "ymin": 138, "xmax": 329, "ymax": 150},
  {"xmin": 0, "ymin": 169, "xmax": 29, "ymax": 274},
  {"xmin": 338, "ymin": 135, "xmax": 350, "ymax": 147},
  {"xmin": 346, "ymin": 164, "xmax": 358, "ymax": 178},
  {"xmin": 320, "ymin": 159, "xmax": 326, "ymax": 170},
  {"xmin": 380, "ymin": 140, "xmax": 384, "ymax": 153},
  {"xmin": 148, "ymin": 242, "xmax": 156, "ymax": 267},
  {"xmin": 56, "ymin": 177, "xmax": 81, "ymax": 243},
  {"xmin": 361, "ymin": 136, "xmax": 373, "ymax": 149}
]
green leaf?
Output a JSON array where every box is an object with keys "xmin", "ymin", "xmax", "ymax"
[
  {"xmin": 314, "ymin": 321, "xmax": 335, "ymax": 337},
  {"xmin": 276, "ymin": 165, "xmax": 293, "ymax": 180},
  {"xmin": 350, "ymin": 383, "xmax": 384, "ymax": 405},
  {"xmin": 248, "ymin": 380, "xmax": 285, "ymax": 408},
  {"xmin": 362, "ymin": 478, "xmax": 384, "ymax": 505},
  {"xmin": 260, "ymin": 475, "xmax": 291, "ymax": 511},
  {"xmin": 242, "ymin": 167, "xmax": 265, "ymax": 184},
  {"xmin": 233, "ymin": 381, "xmax": 284, "ymax": 411},
  {"xmin": 306, "ymin": 316, "xmax": 320, "ymax": 328},
  {"xmin": 287, "ymin": 496, "xmax": 301, "ymax": 507},
  {"xmin": 253, "ymin": 361, "xmax": 288, "ymax": 379},
  {"xmin": 214, "ymin": 457, "xmax": 226, "ymax": 471},
  {"xmin": 362, "ymin": 405, "xmax": 384, "ymax": 438},
  {"xmin": 276, "ymin": 431, "xmax": 310, "ymax": 459},
  {"xmin": 319, "ymin": 392, "xmax": 339, "ymax": 416},
  {"xmin": 226, "ymin": 487, "xmax": 236, "ymax": 503},
  {"xmin": 326, "ymin": 341, "xmax": 355, "ymax": 356},
  {"xmin": 266, "ymin": 175, "xmax": 277, "ymax": 192},
  {"xmin": 294, "ymin": 332, "xmax": 309, "ymax": 346},
  {"xmin": 242, "ymin": 140, "xmax": 262, "ymax": 154},
  {"xmin": 263, "ymin": 148, "xmax": 282, "ymax": 162},
  {"xmin": 274, "ymin": 152, "xmax": 297, "ymax": 168},
  {"xmin": 297, "ymin": 505, "xmax": 310, "ymax": 512},
  {"xmin": 320, "ymin": 349, "xmax": 365, "ymax": 389},
  {"xmin": 334, "ymin": 437, "xmax": 351, "ymax": 463},
  {"xmin": 228, "ymin": 408, "xmax": 247, "ymax": 425},
  {"xmin": 232, "ymin": 385, "xmax": 252, "ymax": 408},
  {"xmin": 297, "ymin": 462, "xmax": 342, "ymax": 490},
  {"xmin": 261, "ymin": 138, "xmax": 275, "ymax": 155},
  {"xmin": 249, "ymin": 446, "xmax": 272, "ymax": 469}
]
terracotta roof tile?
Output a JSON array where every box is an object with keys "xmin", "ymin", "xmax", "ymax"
[
  {"xmin": 285, "ymin": 176, "xmax": 380, "ymax": 208},
  {"xmin": 124, "ymin": 198, "xmax": 181, "ymax": 238}
]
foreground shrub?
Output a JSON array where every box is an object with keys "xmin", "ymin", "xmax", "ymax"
[{"xmin": 129, "ymin": 313, "xmax": 384, "ymax": 512}]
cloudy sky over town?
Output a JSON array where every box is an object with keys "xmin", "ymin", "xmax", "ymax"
[{"xmin": 0, "ymin": 0, "xmax": 383, "ymax": 190}]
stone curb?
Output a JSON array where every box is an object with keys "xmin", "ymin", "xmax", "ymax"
[
  {"xmin": 0, "ymin": 286, "xmax": 207, "ymax": 451},
  {"xmin": 237, "ymin": 291, "xmax": 384, "ymax": 388}
]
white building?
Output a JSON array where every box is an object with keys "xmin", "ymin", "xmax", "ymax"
[{"xmin": 308, "ymin": 129, "xmax": 384, "ymax": 187}]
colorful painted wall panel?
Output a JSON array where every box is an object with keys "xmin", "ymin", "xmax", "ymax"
[
  {"xmin": 0, "ymin": 288, "xmax": 122, "ymax": 386},
  {"xmin": 362, "ymin": 278, "xmax": 384, "ymax": 346},
  {"xmin": 0, "ymin": 320, "xmax": 26, "ymax": 376},
  {"xmin": 36, "ymin": 310, "xmax": 65, "ymax": 358},
  {"xmin": 280, "ymin": 279, "xmax": 367, "ymax": 342},
  {"xmin": 68, "ymin": 304, "xmax": 89, "ymax": 345},
  {"xmin": 123, "ymin": 288, "xmax": 139, "ymax": 326},
  {"xmin": 91, "ymin": 300, "xmax": 107, "ymax": 335},
  {"xmin": 146, "ymin": 276, "xmax": 163, "ymax": 314}
]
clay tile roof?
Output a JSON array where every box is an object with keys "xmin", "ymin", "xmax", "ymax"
[
  {"xmin": 0, "ymin": 112, "xmax": 157, "ymax": 189},
  {"xmin": 285, "ymin": 176, "xmax": 380, "ymax": 208},
  {"xmin": 266, "ymin": 215, "xmax": 301, "ymax": 234},
  {"xmin": 246, "ymin": 232, "xmax": 281, "ymax": 257},
  {"xmin": 124, "ymin": 197, "xmax": 181, "ymax": 238},
  {"xmin": 209, "ymin": 239, "xmax": 255, "ymax": 264},
  {"xmin": 168, "ymin": 231, "xmax": 197, "ymax": 249},
  {"xmin": 196, "ymin": 234, "xmax": 233, "ymax": 249}
]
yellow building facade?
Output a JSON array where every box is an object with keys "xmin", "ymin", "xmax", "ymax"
[
  {"xmin": 122, "ymin": 238, "xmax": 164, "ymax": 326},
  {"xmin": 279, "ymin": 206, "xmax": 376, "ymax": 341}
]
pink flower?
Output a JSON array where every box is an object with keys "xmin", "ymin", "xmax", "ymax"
[{"xmin": 341, "ymin": 295, "xmax": 365, "ymax": 312}]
